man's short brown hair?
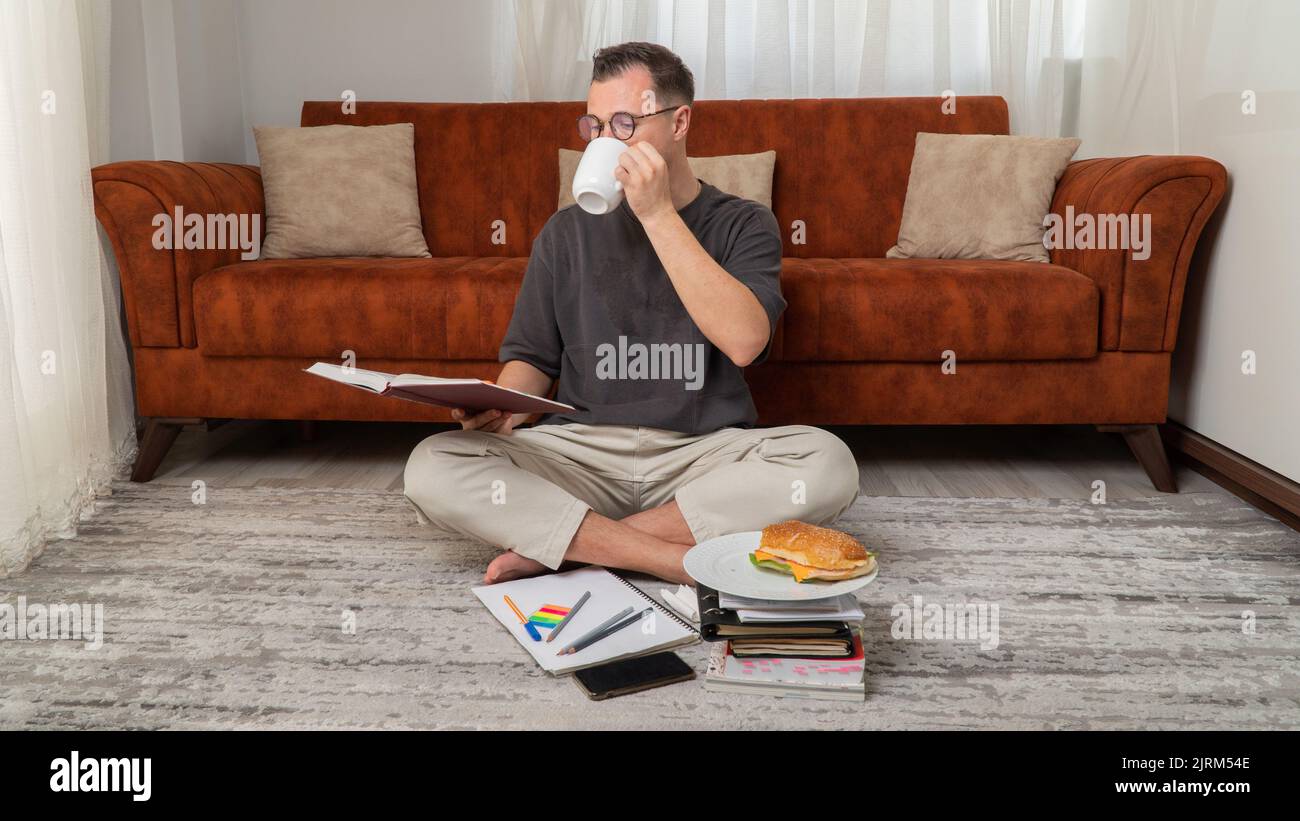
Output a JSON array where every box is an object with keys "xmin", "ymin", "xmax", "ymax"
[{"xmin": 591, "ymin": 41, "xmax": 695, "ymax": 106}]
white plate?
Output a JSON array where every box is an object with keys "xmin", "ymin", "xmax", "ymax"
[{"xmin": 683, "ymin": 531, "xmax": 878, "ymax": 601}]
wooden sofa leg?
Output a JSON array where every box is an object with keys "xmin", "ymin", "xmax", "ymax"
[
  {"xmin": 131, "ymin": 417, "xmax": 201, "ymax": 482},
  {"xmin": 1097, "ymin": 424, "xmax": 1178, "ymax": 493}
]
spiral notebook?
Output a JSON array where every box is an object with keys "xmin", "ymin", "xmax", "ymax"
[{"xmin": 471, "ymin": 567, "xmax": 700, "ymax": 675}]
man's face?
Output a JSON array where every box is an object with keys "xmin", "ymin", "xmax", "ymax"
[{"xmin": 586, "ymin": 65, "xmax": 687, "ymax": 160}]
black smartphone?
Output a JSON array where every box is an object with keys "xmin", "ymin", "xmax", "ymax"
[{"xmin": 573, "ymin": 652, "xmax": 695, "ymax": 700}]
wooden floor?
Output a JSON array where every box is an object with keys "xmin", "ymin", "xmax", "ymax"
[{"xmin": 150, "ymin": 420, "xmax": 1220, "ymax": 500}]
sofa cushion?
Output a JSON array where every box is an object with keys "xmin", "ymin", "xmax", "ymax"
[
  {"xmin": 193, "ymin": 257, "xmax": 526, "ymax": 359},
  {"xmin": 254, "ymin": 124, "xmax": 431, "ymax": 259},
  {"xmin": 772, "ymin": 259, "xmax": 1099, "ymax": 362},
  {"xmin": 195, "ymin": 256, "xmax": 1098, "ymax": 365},
  {"xmin": 886, "ymin": 133, "xmax": 1081, "ymax": 263},
  {"xmin": 300, "ymin": 97, "xmax": 1012, "ymax": 259}
]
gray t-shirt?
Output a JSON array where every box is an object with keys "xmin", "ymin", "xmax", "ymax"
[{"xmin": 498, "ymin": 180, "xmax": 785, "ymax": 433}]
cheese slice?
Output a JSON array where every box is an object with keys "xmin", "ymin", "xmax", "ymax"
[{"xmin": 753, "ymin": 549, "xmax": 819, "ymax": 582}]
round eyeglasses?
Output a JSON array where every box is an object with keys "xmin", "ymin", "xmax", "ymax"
[{"xmin": 577, "ymin": 105, "xmax": 682, "ymax": 142}]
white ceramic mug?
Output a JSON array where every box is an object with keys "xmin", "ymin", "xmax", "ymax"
[{"xmin": 571, "ymin": 136, "xmax": 629, "ymax": 215}]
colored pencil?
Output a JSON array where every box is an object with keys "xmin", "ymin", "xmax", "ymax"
[
  {"xmin": 556, "ymin": 606, "xmax": 632, "ymax": 655},
  {"xmin": 545, "ymin": 590, "xmax": 590, "ymax": 642},
  {"xmin": 504, "ymin": 594, "xmax": 541, "ymax": 642},
  {"xmin": 559, "ymin": 606, "xmax": 652, "ymax": 656},
  {"xmin": 504, "ymin": 595, "xmax": 527, "ymax": 623}
]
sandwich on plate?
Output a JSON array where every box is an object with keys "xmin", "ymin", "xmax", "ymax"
[{"xmin": 749, "ymin": 520, "xmax": 876, "ymax": 583}]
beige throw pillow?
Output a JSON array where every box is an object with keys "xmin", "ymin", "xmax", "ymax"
[
  {"xmin": 886, "ymin": 133, "xmax": 1081, "ymax": 263},
  {"xmin": 254, "ymin": 124, "xmax": 430, "ymax": 259},
  {"xmin": 558, "ymin": 148, "xmax": 776, "ymax": 210}
]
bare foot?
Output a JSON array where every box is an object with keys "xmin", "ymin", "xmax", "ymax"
[{"xmin": 483, "ymin": 550, "xmax": 551, "ymax": 584}]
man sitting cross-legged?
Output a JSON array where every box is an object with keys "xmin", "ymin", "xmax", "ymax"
[{"xmin": 404, "ymin": 41, "xmax": 860, "ymax": 585}]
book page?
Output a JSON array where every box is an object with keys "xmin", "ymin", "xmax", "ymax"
[
  {"xmin": 304, "ymin": 362, "xmax": 392, "ymax": 393},
  {"xmin": 392, "ymin": 374, "xmax": 477, "ymax": 386}
]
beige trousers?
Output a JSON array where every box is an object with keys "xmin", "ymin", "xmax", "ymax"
[
  {"xmin": 402, "ymin": 423, "xmax": 860, "ymax": 570},
  {"xmin": 400, "ymin": 423, "xmax": 857, "ymax": 571}
]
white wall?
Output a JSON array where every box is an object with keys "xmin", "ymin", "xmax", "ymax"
[
  {"xmin": 234, "ymin": 0, "xmax": 500, "ymax": 162},
  {"xmin": 1076, "ymin": 0, "xmax": 1300, "ymax": 482},
  {"xmin": 108, "ymin": 0, "xmax": 156, "ymax": 161},
  {"xmin": 172, "ymin": 0, "xmax": 246, "ymax": 162},
  {"xmin": 109, "ymin": 0, "xmax": 245, "ymax": 162}
]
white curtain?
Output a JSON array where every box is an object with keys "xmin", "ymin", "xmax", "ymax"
[
  {"xmin": 497, "ymin": 0, "xmax": 1072, "ymax": 136},
  {"xmin": 0, "ymin": 0, "xmax": 136, "ymax": 576},
  {"xmin": 1072, "ymin": 0, "xmax": 1208, "ymax": 157}
]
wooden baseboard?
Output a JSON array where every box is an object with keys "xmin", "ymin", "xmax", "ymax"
[{"xmin": 1161, "ymin": 421, "xmax": 1300, "ymax": 532}]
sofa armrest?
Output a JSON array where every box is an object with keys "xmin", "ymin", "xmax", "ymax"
[
  {"xmin": 1048, "ymin": 155, "xmax": 1226, "ymax": 352},
  {"xmin": 93, "ymin": 161, "xmax": 264, "ymax": 348}
]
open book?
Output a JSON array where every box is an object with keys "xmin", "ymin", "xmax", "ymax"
[{"xmin": 305, "ymin": 362, "xmax": 575, "ymax": 414}]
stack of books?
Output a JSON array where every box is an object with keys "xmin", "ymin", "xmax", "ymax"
[{"xmin": 696, "ymin": 583, "xmax": 867, "ymax": 701}]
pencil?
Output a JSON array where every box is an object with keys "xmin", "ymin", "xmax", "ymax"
[
  {"xmin": 503, "ymin": 595, "xmax": 527, "ymax": 623},
  {"xmin": 545, "ymin": 590, "xmax": 590, "ymax": 642},
  {"xmin": 559, "ymin": 606, "xmax": 652, "ymax": 656},
  {"xmin": 556, "ymin": 606, "xmax": 633, "ymax": 656},
  {"xmin": 504, "ymin": 594, "xmax": 541, "ymax": 642}
]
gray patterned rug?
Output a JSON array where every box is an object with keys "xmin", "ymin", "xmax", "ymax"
[{"xmin": 1, "ymin": 481, "xmax": 1297, "ymax": 730}]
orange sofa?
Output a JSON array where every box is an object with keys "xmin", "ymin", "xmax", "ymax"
[{"xmin": 92, "ymin": 96, "xmax": 1226, "ymax": 488}]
